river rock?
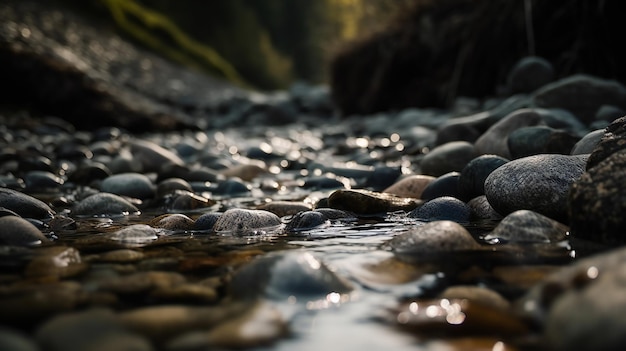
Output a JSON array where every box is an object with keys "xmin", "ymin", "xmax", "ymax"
[
  {"xmin": 156, "ymin": 178, "xmax": 193, "ymax": 198},
  {"xmin": 0, "ymin": 188, "xmax": 55, "ymax": 219},
  {"xmin": 283, "ymin": 211, "xmax": 329, "ymax": 232},
  {"xmin": 484, "ymin": 154, "xmax": 587, "ymax": 221},
  {"xmin": 130, "ymin": 139, "xmax": 185, "ymax": 173},
  {"xmin": 101, "ymin": 173, "xmax": 155, "ymax": 199},
  {"xmin": 420, "ymin": 172, "xmax": 461, "ymax": 201},
  {"xmin": 36, "ymin": 308, "xmax": 152, "ymax": 351},
  {"xmin": 474, "ymin": 108, "xmax": 545, "ymax": 158},
  {"xmin": 533, "ymin": 74, "xmax": 626, "ymax": 123},
  {"xmin": 194, "ymin": 212, "xmax": 222, "ymax": 231},
  {"xmin": 458, "ymin": 155, "xmax": 509, "ymax": 201},
  {"xmin": 484, "ymin": 210, "xmax": 569, "ymax": 244},
  {"xmin": 229, "ymin": 251, "xmax": 352, "ymax": 301},
  {"xmin": 23, "ymin": 170, "xmax": 64, "ymax": 192},
  {"xmin": 586, "ymin": 116, "xmax": 626, "ymax": 170},
  {"xmin": 419, "ymin": 141, "xmax": 476, "ymax": 177},
  {"xmin": 569, "ymin": 149, "xmax": 626, "ymax": 245},
  {"xmin": 570, "ymin": 129, "xmax": 604, "ymax": 155},
  {"xmin": 73, "ymin": 193, "xmax": 140, "ymax": 217},
  {"xmin": 408, "ymin": 196, "xmax": 470, "ymax": 223},
  {"xmin": 467, "ymin": 195, "xmax": 502, "ymax": 220},
  {"xmin": 517, "ymin": 246, "xmax": 626, "ymax": 351},
  {"xmin": 108, "ymin": 224, "xmax": 159, "ymax": 248},
  {"xmin": 213, "ymin": 209, "xmax": 282, "ymax": 234},
  {"xmin": 256, "ymin": 201, "xmax": 312, "ymax": 217},
  {"xmin": 0, "ymin": 328, "xmax": 38, "ymax": 351},
  {"xmin": 506, "ymin": 56, "xmax": 554, "ymax": 94},
  {"xmin": 383, "ymin": 175, "xmax": 435, "ymax": 198},
  {"xmin": 150, "ymin": 214, "xmax": 195, "ymax": 231},
  {"xmin": 507, "ymin": 126, "xmax": 579, "ymax": 159},
  {"xmin": 328, "ymin": 189, "xmax": 421, "ymax": 215},
  {"xmin": 385, "ymin": 220, "xmax": 480, "ymax": 260},
  {"xmin": 0, "ymin": 215, "xmax": 49, "ymax": 246}
]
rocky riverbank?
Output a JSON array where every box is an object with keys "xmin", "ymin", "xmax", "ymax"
[{"xmin": 2, "ymin": 1, "xmax": 626, "ymax": 351}]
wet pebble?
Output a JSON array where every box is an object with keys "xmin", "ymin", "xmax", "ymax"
[
  {"xmin": 167, "ymin": 302, "xmax": 287, "ymax": 350},
  {"xmin": 484, "ymin": 210, "xmax": 569, "ymax": 244},
  {"xmin": 507, "ymin": 126, "xmax": 579, "ymax": 159},
  {"xmin": 119, "ymin": 303, "xmax": 249, "ymax": 342},
  {"xmin": 213, "ymin": 208, "xmax": 282, "ymax": 233},
  {"xmin": 73, "ymin": 192, "xmax": 140, "ymax": 217},
  {"xmin": 0, "ymin": 216, "xmax": 49, "ymax": 246},
  {"xmin": 474, "ymin": 109, "xmax": 545, "ymax": 158},
  {"xmin": 93, "ymin": 249, "xmax": 145, "ymax": 263},
  {"xmin": 570, "ymin": 129, "xmax": 604, "ymax": 155},
  {"xmin": 150, "ymin": 214, "xmax": 195, "ymax": 231},
  {"xmin": 420, "ymin": 141, "xmax": 476, "ymax": 177},
  {"xmin": 97, "ymin": 271, "xmax": 186, "ymax": 295},
  {"xmin": 533, "ymin": 74, "xmax": 626, "ymax": 124},
  {"xmin": 101, "ymin": 172, "xmax": 155, "ymax": 199},
  {"xmin": 467, "ymin": 195, "xmax": 502, "ymax": 221},
  {"xmin": 129, "ymin": 139, "xmax": 185, "ymax": 173},
  {"xmin": 257, "ymin": 201, "xmax": 312, "ymax": 217},
  {"xmin": 484, "ymin": 154, "xmax": 587, "ymax": 221},
  {"xmin": 408, "ymin": 196, "xmax": 470, "ymax": 223},
  {"xmin": 420, "ymin": 172, "xmax": 461, "ymax": 201},
  {"xmin": 194, "ymin": 212, "xmax": 222, "ymax": 231},
  {"xmin": 23, "ymin": 170, "xmax": 64, "ymax": 192},
  {"xmin": 164, "ymin": 190, "xmax": 215, "ymax": 212},
  {"xmin": 383, "ymin": 174, "xmax": 435, "ymax": 198},
  {"xmin": 108, "ymin": 224, "xmax": 159, "ymax": 247},
  {"xmin": 24, "ymin": 246, "xmax": 87, "ymax": 279},
  {"xmin": 156, "ymin": 178, "xmax": 192, "ymax": 198},
  {"xmin": 35, "ymin": 308, "xmax": 153, "ymax": 351},
  {"xmin": 0, "ymin": 188, "xmax": 55, "ymax": 219},
  {"xmin": 67, "ymin": 162, "xmax": 112, "ymax": 185},
  {"xmin": 212, "ymin": 178, "xmax": 251, "ymax": 196},
  {"xmin": 385, "ymin": 221, "xmax": 480, "ymax": 261},
  {"xmin": 458, "ymin": 155, "xmax": 509, "ymax": 201},
  {"xmin": 284, "ymin": 211, "xmax": 329, "ymax": 232},
  {"xmin": 229, "ymin": 251, "xmax": 352, "ymax": 301},
  {"xmin": 328, "ymin": 189, "xmax": 421, "ymax": 215}
]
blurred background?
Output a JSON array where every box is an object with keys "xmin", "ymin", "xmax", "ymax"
[{"xmin": 60, "ymin": 0, "xmax": 409, "ymax": 90}]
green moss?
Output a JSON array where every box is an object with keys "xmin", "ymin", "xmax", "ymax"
[{"xmin": 101, "ymin": 0, "xmax": 250, "ymax": 87}]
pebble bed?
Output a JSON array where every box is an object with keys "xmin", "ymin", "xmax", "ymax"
[{"xmin": 2, "ymin": 57, "xmax": 626, "ymax": 351}]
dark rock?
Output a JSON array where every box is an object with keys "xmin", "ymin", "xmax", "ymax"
[
  {"xmin": 506, "ymin": 56, "xmax": 554, "ymax": 94},
  {"xmin": 67, "ymin": 162, "xmax": 112, "ymax": 185},
  {"xmin": 302, "ymin": 176, "xmax": 346, "ymax": 190},
  {"xmin": 150, "ymin": 214, "xmax": 195, "ymax": 231},
  {"xmin": 570, "ymin": 129, "xmax": 604, "ymax": 155},
  {"xmin": 385, "ymin": 220, "xmax": 480, "ymax": 259},
  {"xmin": 435, "ymin": 122, "xmax": 482, "ymax": 146},
  {"xmin": 256, "ymin": 201, "xmax": 312, "ymax": 218},
  {"xmin": 484, "ymin": 210, "xmax": 569, "ymax": 243},
  {"xmin": 156, "ymin": 178, "xmax": 193, "ymax": 198},
  {"xmin": 213, "ymin": 178, "xmax": 251, "ymax": 196},
  {"xmin": 23, "ymin": 171, "xmax": 64, "ymax": 192},
  {"xmin": 569, "ymin": 149, "xmax": 626, "ymax": 245},
  {"xmin": 213, "ymin": 209, "xmax": 282, "ymax": 233},
  {"xmin": 458, "ymin": 155, "xmax": 509, "ymax": 201},
  {"xmin": 284, "ymin": 211, "xmax": 329, "ymax": 232},
  {"xmin": 0, "ymin": 216, "xmax": 49, "ymax": 246},
  {"xmin": 129, "ymin": 140, "xmax": 185, "ymax": 173},
  {"xmin": 328, "ymin": 189, "xmax": 421, "ymax": 215},
  {"xmin": 383, "ymin": 174, "xmax": 435, "ymax": 199},
  {"xmin": 595, "ymin": 105, "xmax": 625, "ymax": 123},
  {"xmin": 408, "ymin": 196, "xmax": 470, "ymax": 223},
  {"xmin": 474, "ymin": 109, "xmax": 545, "ymax": 158},
  {"xmin": 101, "ymin": 173, "xmax": 155, "ymax": 199},
  {"xmin": 0, "ymin": 188, "xmax": 55, "ymax": 219},
  {"xmin": 36, "ymin": 308, "xmax": 153, "ymax": 351},
  {"xmin": 507, "ymin": 126, "xmax": 579, "ymax": 159},
  {"xmin": 194, "ymin": 212, "xmax": 222, "ymax": 231},
  {"xmin": 229, "ymin": 251, "xmax": 352, "ymax": 301},
  {"xmin": 420, "ymin": 172, "xmax": 461, "ymax": 201},
  {"xmin": 164, "ymin": 190, "xmax": 215, "ymax": 212},
  {"xmin": 73, "ymin": 192, "xmax": 139, "ymax": 217},
  {"xmin": 363, "ymin": 166, "xmax": 402, "ymax": 191},
  {"xmin": 420, "ymin": 141, "xmax": 476, "ymax": 177},
  {"xmin": 586, "ymin": 116, "xmax": 626, "ymax": 170},
  {"xmin": 485, "ymin": 154, "xmax": 587, "ymax": 221},
  {"xmin": 467, "ymin": 195, "xmax": 502, "ymax": 220},
  {"xmin": 533, "ymin": 75, "xmax": 626, "ymax": 123}
]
